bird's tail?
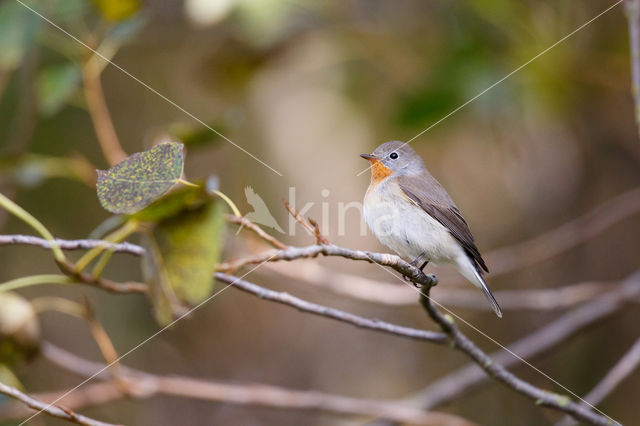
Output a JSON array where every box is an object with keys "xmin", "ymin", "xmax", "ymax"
[
  {"xmin": 458, "ymin": 256, "xmax": 503, "ymax": 318},
  {"xmin": 472, "ymin": 268, "xmax": 503, "ymax": 318}
]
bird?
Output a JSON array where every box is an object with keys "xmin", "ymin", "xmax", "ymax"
[{"xmin": 361, "ymin": 141, "xmax": 502, "ymax": 318}]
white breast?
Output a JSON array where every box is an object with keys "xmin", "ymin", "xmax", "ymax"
[{"xmin": 363, "ymin": 179, "xmax": 465, "ymax": 264}]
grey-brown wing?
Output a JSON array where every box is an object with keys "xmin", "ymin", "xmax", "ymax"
[{"xmin": 397, "ymin": 176, "xmax": 489, "ymax": 273}]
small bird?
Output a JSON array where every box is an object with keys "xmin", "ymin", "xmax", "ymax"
[{"xmin": 361, "ymin": 141, "xmax": 502, "ymax": 318}]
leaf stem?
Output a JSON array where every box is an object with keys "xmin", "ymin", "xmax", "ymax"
[
  {"xmin": 0, "ymin": 275, "xmax": 73, "ymax": 293},
  {"xmin": 213, "ymin": 190, "xmax": 242, "ymax": 217},
  {"xmin": 31, "ymin": 297, "xmax": 86, "ymax": 318},
  {"xmin": 0, "ymin": 193, "xmax": 66, "ymax": 263},
  {"xmin": 76, "ymin": 219, "xmax": 139, "ymax": 272},
  {"xmin": 177, "ymin": 178, "xmax": 199, "ymax": 188}
]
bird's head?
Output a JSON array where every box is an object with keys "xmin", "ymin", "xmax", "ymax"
[{"xmin": 360, "ymin": 141, "xmax": 425, "ymax": 181}]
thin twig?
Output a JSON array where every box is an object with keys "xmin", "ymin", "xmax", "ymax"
[
  {"xmin": 216, "ymin": 272, "xmax": 447, "ymax": 344},
  {"xmin": 401, "ymin": 270, "xmax": 640, "ymax": 412},
  {"xmin": 225, "ymin": 214, "xmax": 288, "ymax": 249},
  {"xmin": 0, "ymin": 381, "xmax": 118, "ymax": 426},
  {"xmin": 27, "ymin": 343, "xmax": 474, "ymax": 426},
  {"xmin": 282, "ymin": 198, "xmax": 329, "ymax": 244},
  {"xmin": 82, "ymin": 55, "xmax": 127, "ymax": 166},
  {"xmin": 0, "ymin": 235, "xmax": 145, "ymax": 255},
  {"xmin": 417, "ymin": 284, "xmax": 623, "ymax": 426},
  {"xmin": 556, "ymin": 336, "xmax": 640, "ymax": 426}
]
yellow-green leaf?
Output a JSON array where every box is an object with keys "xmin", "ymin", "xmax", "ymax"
[
  {"xmin": 97, "ymin": 142, "xmax": 184, "ymax": 214},
  {"xmin": 92, "ymin": 0, "xmax": 139, "ymax": 21},
  {"xmin": 142, "ymin": 199, "xmax": 226, "ymax": 325}
]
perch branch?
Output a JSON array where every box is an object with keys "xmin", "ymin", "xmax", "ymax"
[
  {"xmin": 0, "ymin": 380, "xmax": 117, "ymax": 426},
  {"xmin": 1, "ymin": 234, "xmax": 633, "ymax": 311}
]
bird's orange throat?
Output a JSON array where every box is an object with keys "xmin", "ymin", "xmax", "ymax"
[{"xmin": 367, "ymin": 159, "xmax": 392, "ymax": 187}]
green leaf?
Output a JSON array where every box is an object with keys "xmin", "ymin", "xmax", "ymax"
[
  {"xmin": 92, "ymin": 0, "xmax": 140, "ymax": 22},
  {"xmin": 130, "ymin": 181, "xmax": 207, "ymax": 223},
  {"xmin": 96, "ymin": 142, "xmax": 184, "ymax": 214},
  {"xmin": 36, "ymin": 63, "xmax": 81, "ymax": 116},
  {"xmin": 142, "ymin": 199, "xmax": 226, "ymax": 325},
  {"xmin": 0, "ymin": 2, "xmax": 41, "ymax": 70}
]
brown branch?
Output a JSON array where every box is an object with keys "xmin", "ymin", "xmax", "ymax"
[
  {"xmin": 217, "ymin": 244, "xmax": 438, "ymax": 286},
  {"xmin": 0, "ymin": 380, "xmax": 118, "ymax": 426},
  {"xmin": 82, "ymin": 56, "xmax": 127, "ymax": 166},
  {"xmin": 23, "ymin": 343, "xmax": 474, "ymax": 426},
  {"xmin": 216, "ymin": 272, "xmax": 447, "ymax": 344},
  {"xmin": 0, "ymin": 235, "xmax": 145, "ymax": 255},
  {"xmin": 556, "ymin": 335, "xmax": 640, "ymax": 426},
  {"xmin": 405, "ymin": 270, "xmax": 640, "ymax": 412},
  {"xmin": 416, "ymin": 279, "xmax": 633, "ymax": 426},
  {"xmin": 225, "ymin": 214, "xmax": 288, "ymax": 249},
  {"xmin": 626, "ymin": 0, "xmax": 640, "ymax": 140},
  {"xmin": 283, "ymin": 199, "xmax": 329, "ymax": 244},
  {"xmin": 1, "ymin": 234, "xmax": 632, "ymax": 312}
]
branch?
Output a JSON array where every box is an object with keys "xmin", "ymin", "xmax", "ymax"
[
  {"xmin": 418, "ymin": 283, "xmax": 625, "ymax": 426},
  {"xmin": 22, "ymin": 343, "xmax": 474, "ymax": 426},
  {"xmin": 216, "ymin": 272, "xmax": 447, "ymax": 344},
  {"xmin": 225, "ymin": 214, "xmax": 288, "ymax": 249},
  {"xmin": 217, "ymin": 244, "xmax": 438, "ymax": 287},
  {"xmin": 556, "ymin": 335, "xmax": 640, "ymax": 426},
  {"xmin": 0, "ymin": 380, "xmax": 117, "ymax": 426},
  {"xmin": 0, "ymin": 235, "xmax": 144, "ymax": 255},
  {"xmin": 82, "ymin": 54, "xmax": 127, "ymax": 166},
  {"xmin": 408, "ymin": 270, "xmax": 640, "ymax": 411},
  {"xmin": 626, "ymin": 0, "xmax": 640, "ymax": 140}
]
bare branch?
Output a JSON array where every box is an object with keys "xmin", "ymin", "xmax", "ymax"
[
  {"xmin": 407, "ymin": 270, "xmax": 640, "ymax": 411},
  {"xmin": 27, "ymin": 343, "xmax": 474, "ymax": 426},
  {"xmin": 82, "ymin": 54, "xmax": 127, "ymax": 166},
  {"xmin": 216, "ymin": 272, "xmax": 448, "ymax": 344},
  {"xmin": 0, "ymin": 235, "xmax": 144, "ymax": 255},
  {"xmin": 283, "ymin": 199, "xmax": 329, "ymax": 244},
  {"xmin": 218, "ymin": 244, "xmax": 438, "ymax": 287},
  {"xmin": 556, "ymin": 336, "xmax": 640, "ymax": 426},
  {"xmin": 0, "ymin": 380, "xmax": 118, "ymax": 426},
  {"xmin": 416, "ymin": 280, "xmax": 632, "ymax": 426},
  {"xmin": 225, "ymin": 214, "xmax": 288, "ymax": 250}
]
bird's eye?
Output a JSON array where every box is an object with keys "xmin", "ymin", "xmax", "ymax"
[{"xmin": 389, "ymin": 152, "xmax": 398, "ymax": 159}]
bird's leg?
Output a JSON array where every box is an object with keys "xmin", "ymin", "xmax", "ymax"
[{"xmin": 403, "ymin": 253, "xmax": 427, "ymax": 283}]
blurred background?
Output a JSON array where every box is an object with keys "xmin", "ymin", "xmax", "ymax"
[{"xmin": 0, "ymin": 0, "xmax": 639, "ymax": 424}]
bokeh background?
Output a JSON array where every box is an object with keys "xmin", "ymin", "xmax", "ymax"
[{"xmin": 0, "ymin": 0, "xmax": 639, "ymax": 424}]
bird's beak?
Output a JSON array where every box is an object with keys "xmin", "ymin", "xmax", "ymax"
[{"xmin": 360, "ymin": 153, "xmax": 378, "ymax": 161}]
